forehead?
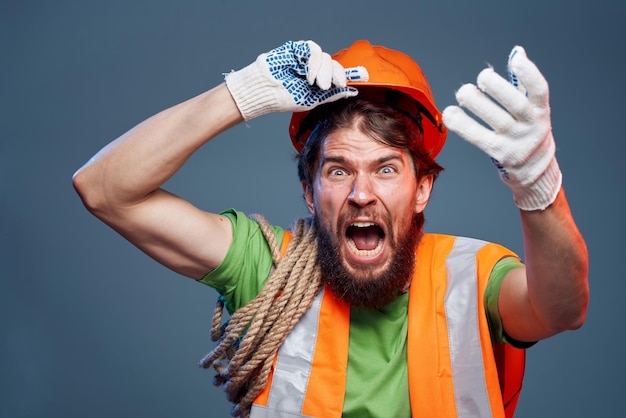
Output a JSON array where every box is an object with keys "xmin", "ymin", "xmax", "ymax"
[{"xmin": 320, "ymin": 127, "xmax": 411, "ymax": 163}]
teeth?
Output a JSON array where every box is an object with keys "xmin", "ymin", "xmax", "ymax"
[
  {"xmin": 351, "ymin": 222, "xmax": 376, "ymax": 228},
  {"xmin": 347, "ymin": 237, "xmax": 383, "ymax": 257}
]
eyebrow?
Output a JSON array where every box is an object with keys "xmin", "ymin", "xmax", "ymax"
[{"xmin": 320, "ymin": 152, "xmax": 405, "ymax": 167}]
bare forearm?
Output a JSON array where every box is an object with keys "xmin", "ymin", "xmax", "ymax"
[
  {"xmin": 73, "ymin": 83, "xmax": 242, "ymax": 214},
  {"xmin": 521, "ymin": 187, "xmax": 589, "ymax": 332}
]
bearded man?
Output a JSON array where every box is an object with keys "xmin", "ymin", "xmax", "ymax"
[{"xmin": 73, "ymin": 40, "xmax": 588, "ymax": 418}]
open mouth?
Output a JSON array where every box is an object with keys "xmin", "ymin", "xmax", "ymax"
[{"xmin": 346, "ymin": 222, "xmax": 385, "ymax": 257}]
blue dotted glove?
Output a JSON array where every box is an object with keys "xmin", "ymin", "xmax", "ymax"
[{"xmin": 225, "ymin": 40, "xmax": 368, "ymax": 121}]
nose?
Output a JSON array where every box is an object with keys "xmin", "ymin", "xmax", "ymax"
[{"xmin": 348, "ymin": 174, "xmax": 377, "ymax": 207}]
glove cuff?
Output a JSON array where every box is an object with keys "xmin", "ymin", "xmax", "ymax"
[
  {"xmin": 512, "ymin": 157, "xmax": 562, "ymax": 211},
  {"xmin": 224, "ymin": 57, "xmax": 282, "ymax": 121}
]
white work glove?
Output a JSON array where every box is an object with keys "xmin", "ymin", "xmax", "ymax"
[
  {"xmin": 442, "ymin": 46, "xmax": 562, "ymax": 211},
  {"xmin": 225, "ymin": 40, "xmax": 369, "ymax": 121}
]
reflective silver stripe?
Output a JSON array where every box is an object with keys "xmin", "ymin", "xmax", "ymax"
[
  {"xmin": 445, "ymin": 237, "xmax": 492, "ymax": 418},
  {"xmin": 250, "ymin": 288, "xmax": 324, "ymax": 418}
]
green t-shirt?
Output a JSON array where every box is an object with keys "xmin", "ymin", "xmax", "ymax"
[{"xmin": 201, "ymin": 209, "xmax": 524, "ymax": 417}]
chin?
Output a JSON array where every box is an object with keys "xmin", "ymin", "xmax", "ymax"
[{"xmin": 342, "ymin": 259, "xmax": 392, "ymax": 284}]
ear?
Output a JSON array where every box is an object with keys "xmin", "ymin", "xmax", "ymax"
[
  {"xmin": 302, "ymin": 181, "xmax": 316, "ymax": 215},
  {"xmin": 415, "ymin": 175, "xmax": 434, "ymax": 214}
]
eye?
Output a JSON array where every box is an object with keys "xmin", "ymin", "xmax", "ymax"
[
  {"xmin": 329, "ymin": 168, "xmax": 346, "ymax": 177},
  {"xmin": 379, "ymin": 166, "xmax": 397, "ymax": 175}
]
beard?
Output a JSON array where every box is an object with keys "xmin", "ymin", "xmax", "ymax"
[{"xmin": 315, "ymin": 213, "xmax": 422, "ymax": 310}]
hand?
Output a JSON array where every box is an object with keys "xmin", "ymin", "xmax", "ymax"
[
  {"xmin": 442, "ymin": 46, "xmax": 562, "ymax": 211},
  {"xmin": 225, "ymin": 40, "xmax": 369, "ymax": 121}
]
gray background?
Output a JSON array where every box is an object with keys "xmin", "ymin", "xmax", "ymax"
[{"xmin": 2, "ymin": 0, "xmax": 624, "ymax": 417}]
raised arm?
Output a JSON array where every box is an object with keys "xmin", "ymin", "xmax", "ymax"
[
  {"xmin": 442, "ymin": 46, "xmax": 589, "ymax": 342},
  {"xmin": 503, "ymin": 189, "xmax": 588, "ymax": 341},
  {"xmin": 73, "ymin": 40, "xmax": 366, "ymax": 279},
  {"xmin": 73, "ymin": 84, "xmax": 240, "ymax": 279}
]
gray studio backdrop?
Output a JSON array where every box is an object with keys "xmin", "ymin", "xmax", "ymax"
[{"xmin": 2, "ymin": 0, "xmax": 624, "ymax": 417}]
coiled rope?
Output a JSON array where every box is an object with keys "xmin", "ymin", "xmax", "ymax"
[{"xmin": 199, "ymin": 215, "xmax": 322, "ymax": 418}]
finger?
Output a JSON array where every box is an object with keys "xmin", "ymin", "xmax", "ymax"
[
  {"xmin": 306, "ymin": 41, "xmax": 323, "ymax": 86},
  {"xmin": 314, "ymin": 52, "xmax": 334, "ymax": 90},
  {"xmin": 508, "ymin": 45, "xmax": 549, "ymax": 108},
  {"xmin": 477, "ymin": 68, "xmax": 533, "ymax": 121},
  {"xmin": 330, "ymin": 60, "xmax": 347, "ymax": 88},
  {"xmin": 507, "ymin": 46, "xmax": 527, "ymax": 95},
  {"xmin": 318, "ymin": 87, "xmax": 359, "ymax": 105},
  {"xmin": 345, "ymin": 66, "xmax": 369, "ymax": 82},
  {"xmin": 455, "ymin": 82, "xmax": 516, "ymax": 133},
  {"xmin": 442, "ymin": 105, "xmax": 499, "ymax": 153}
]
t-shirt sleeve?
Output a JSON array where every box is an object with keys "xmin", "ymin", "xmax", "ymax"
[
  {"xmin": 484, "ymin": 256, "xmax": 535, "ymax": 348},
  {"xmin": 198, "ymin": 209, "xmax": 284, "ymax": 314}
]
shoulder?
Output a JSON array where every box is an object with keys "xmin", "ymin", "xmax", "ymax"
[
  {"xmin": 200, "ymin": 210, "xmax": 286, "ymax": 311},
  {"xmin": 421, "ymin": 233, "xmax": 516, "ymax": 257}
]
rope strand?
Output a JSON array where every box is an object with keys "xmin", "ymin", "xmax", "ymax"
[{"xmin": 199, "ymin": 215, "xmax": 321, "ymax": 418}]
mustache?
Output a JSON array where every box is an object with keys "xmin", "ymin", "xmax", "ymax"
[{"xmin": 335, "ymin": 208, "xmax": 391, "ymax": 235}]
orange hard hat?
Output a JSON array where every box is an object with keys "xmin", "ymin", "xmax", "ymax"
[{"xmin": 289, "ymin": 40, "xmax": 447, "ymax": 157}]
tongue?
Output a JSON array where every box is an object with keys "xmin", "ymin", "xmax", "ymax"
[{"xmin": 350, "ymin": 226, "xmax": 381, "ymax": 251}]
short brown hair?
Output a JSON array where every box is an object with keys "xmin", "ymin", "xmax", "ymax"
[{"xmin": 296, "ymin": 96, "xmax": 444, "ymax": 186}]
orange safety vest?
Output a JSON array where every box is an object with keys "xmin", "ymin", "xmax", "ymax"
[{"xmin": 251, "ymin": 233, "xmax": 526, "ymax": 418}]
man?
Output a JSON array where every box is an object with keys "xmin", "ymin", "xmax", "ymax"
[{"xmin": 73, "ymin": 40, "xmax": 588, "ymax": 418}]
